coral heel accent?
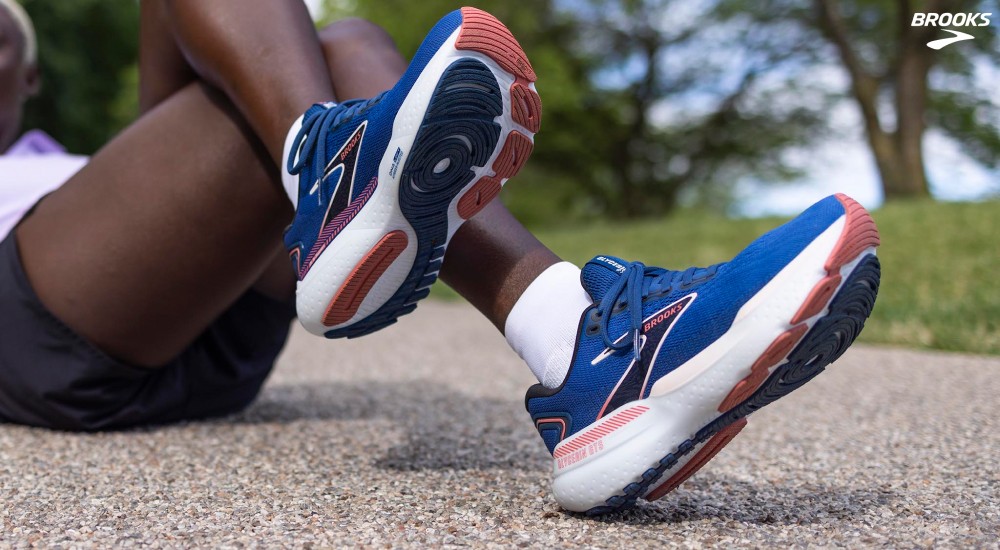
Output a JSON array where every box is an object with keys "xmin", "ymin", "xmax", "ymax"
[
  {"xmin": 826, "ymin": 194, "xmax": 881, "ymax": 272},
  {"xmin": 323, "ymin": 231, "xmax": 408, "ymax": 326},
  {"xmin": 790, "ymin": 274, "xmax": 843, "ymax": 325},
  {"xmin": 718, "ymin": 324, "xmax": 808, "ymax": 412},
  {"xmin": 456, "ymin": 7, "xmax": 536, "ymax": 81}
]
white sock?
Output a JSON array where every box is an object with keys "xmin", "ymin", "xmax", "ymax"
[
  {"xmin": 281, "ymin": 112, "xmax": 307, "ymax": 209},
  {"xmin": 505, "ymin": 262, "xmax": 592, "ymax": 388}
]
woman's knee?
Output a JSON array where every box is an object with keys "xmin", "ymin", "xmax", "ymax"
[{"xmin": 317, "ymin": 18, "xmax": 399, "ymax": 55}]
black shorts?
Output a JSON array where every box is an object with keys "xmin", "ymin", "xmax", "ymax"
[{"xmin": 0, "ymin": 229, "xmax": 296, "ymax": 431}]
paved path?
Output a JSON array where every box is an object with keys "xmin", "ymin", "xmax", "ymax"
[{"xmin": 1, "ymin": 301, "xmax": 997, "ymax": 547}]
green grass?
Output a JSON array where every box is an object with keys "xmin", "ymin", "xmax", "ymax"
[{"xmin": 432, "ymin": 199, "xmax": 1000, "ymax": 355}]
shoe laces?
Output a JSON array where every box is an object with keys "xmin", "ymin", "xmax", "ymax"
[
  {"xmin": 596, "ymin": 262, "xmax": 720, "ymax": 360},
  {"xmin": 286, "ymin": 91, "xmax": 389, "ymax": 180}
]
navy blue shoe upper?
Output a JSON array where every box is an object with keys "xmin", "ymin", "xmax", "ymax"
[{"xmin": 283, "ymin": 10, "xmax": 464, "ymax": 279}]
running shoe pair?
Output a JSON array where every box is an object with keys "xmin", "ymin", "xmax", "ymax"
[{"xmin": 281, "ymin": 7, "xmax": 881, "ymax": 514}]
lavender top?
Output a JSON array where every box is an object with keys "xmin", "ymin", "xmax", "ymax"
[{"xmin": 0, "ymin": 130, "xmax": 89, "ymax": 238}]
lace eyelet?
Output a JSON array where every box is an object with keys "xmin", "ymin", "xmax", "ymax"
[{"xmin": 585, "ymin": 324, "xmax": 600, "ymax": 336}]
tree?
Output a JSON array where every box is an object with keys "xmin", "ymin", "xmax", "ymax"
[
  {"xmin": 20, "ymin": 0, "xmax": 139, "ymax": 154},
  {"xmin": 570, "ymin": 0, "xmax": 828, "ymax": 216},
  {"xmin": 725, "ymin": 0, "xmax": 1000, "ymax": 200}
]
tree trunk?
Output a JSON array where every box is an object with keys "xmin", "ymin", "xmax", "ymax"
[
  {"xmin": 866, "ymin": 128, "xmax": 905, "ymax": 199},
  {"xmin": 816, "ymin": 0, "xmax": 933, "ymax": 201},
  {"xmin": 888, "ymin": 5, "xmax": 932, "ymax": 198}
]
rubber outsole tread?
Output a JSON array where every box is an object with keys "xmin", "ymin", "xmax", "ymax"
[
  {"xmin": 326, "ymin": 58, "xmax": 500, "ymax": 338},
  {"xmin": 456, "ymin": 7, "xmax": 541, "ymax": 135},
  {"xmin": 511, "ymin": 83, "xmax": 542, "ymax": 133},
  {"xmin": 717, "ymin": 324, "xmax": 808, "ymax": 412},
  {"xmin": 827, "ymin": 194, "xmax": 881, "ymax": 271},
  {"xmin": 456, "ymin": 7, "xmax": 537, "ymax": 81}
]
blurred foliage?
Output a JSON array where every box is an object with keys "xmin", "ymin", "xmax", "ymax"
[
  {"xmin": 324, "ymin": 0, "xmax": 827, "ymax": 220},
  {"xmin": 327, "ymin": 0, "xmax": 999, "ymax": 220},
  {"xmin": 20, "ymin": 0, "xmax": 139, "ymax": 155},
  {"xmin": 720, "ymin": 0, "xmax": 1000, "ymax": 199},
  {"xmin": 15, "ymin": 0, "xmax": 998, "ymax": 222}
]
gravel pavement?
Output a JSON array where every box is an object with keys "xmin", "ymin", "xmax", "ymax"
[{"xmin": 1, "ymin": 301, "xmax": 997, "ymax": 547}]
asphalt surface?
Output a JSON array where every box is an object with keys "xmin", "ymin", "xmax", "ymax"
[{"xmin": 1, "ymin": 301, "xmax": 997, "ymax": 547}]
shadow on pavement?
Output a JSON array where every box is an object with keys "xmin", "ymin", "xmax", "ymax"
[
  {"xmin": 587, "ymin": 477, "xmax": 897, "ymax": 526},
  {"xmin": 231, "ymin": 382, "xmax": 895, "ymax": 524},
  {"xmin": 231, "ymin": 381, "xmax": 549, "ymax": 472}
]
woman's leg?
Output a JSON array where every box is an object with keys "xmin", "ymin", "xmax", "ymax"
[
  {"xmin": 17, "ymin": 2, "xmax": 342, "ymax": 367},
  {"xmin": 137, "ymin": 0, "xmax": 294, "ymax": 303},
  {"xmin": 16, "ymin": 9, "xmax": 560, "ymax": 369},
  {"xmin": 161, "ymin": 0, "xmax": 335, "ymax": 164},
  {"xmin": 152, "ymin": 1, "xmax": 560, "ymax": 332},
  {"xmin": 15, "ymin": 83, "xmax": 292, "ymax": 367}
]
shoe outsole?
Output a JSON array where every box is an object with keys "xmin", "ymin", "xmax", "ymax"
[
  {"xmin": 324, "ymin": 7, "xmax": 539, "ymax": 339},
  {"xmin": 585, "ymin": 194, "xmax": 882, "ymax": 515}
]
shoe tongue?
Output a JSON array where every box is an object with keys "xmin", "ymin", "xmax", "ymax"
[{"xmin": 581, "ymin": 255, "xmax": 630, "ymax": 302}]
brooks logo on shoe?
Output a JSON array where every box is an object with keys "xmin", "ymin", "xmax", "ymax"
[
  {"xmin": 312, "ymin": 121, "xmax": 367, "ymax": 224},
  {"xmin": 643, "ymin": 300, "xmax": 687, "ymax": 333},
  {"xmin": 589, "ymin": 261, "xmax": 718, "ymax": 419},
  {"xmin": 596, "ymin": 294, "xmax": 695, "ymax": 419}
]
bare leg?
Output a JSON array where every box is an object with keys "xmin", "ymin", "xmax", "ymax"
[
  {"xmin": 138, "ymin": 6, "xmax": 415, "ymax": 305},
  {"xmin": 150, "ymin": 2, "xmax": 561, "ymax": 332},
  {"xmin": 138, "ymin": 1, "xmax": 196, "ymax": 113},
  {"xmin": 17, "ymin": 12, "xmax": 558, "ymax": 369},
  {"xmin": 16, "ymin": 84, "xmax": 291, "ymax": 367},
  {"xmin": 252, "ymin": 19, "xmax": 413, "ymax": 303},
  {"xmin": 138, "ymin": 1, "xmax": 294, "ymax": 302},
  {"xmin": 15, "ymin": 14, "xmax": 404, "ymax": 367},
  {"xmin": 440, "ymin": 202, "xmax": 560, "ymax": 331},
  {"xmin": 163, "ymin": 0, "xmax": 336, "ymax": 163}
]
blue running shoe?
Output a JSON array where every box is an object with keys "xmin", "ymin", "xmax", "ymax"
[
  {"xmin": 283, "ymin": 7, "xmax": 541, "ymax": 337},
  {"xmin": 525, "ymin": 194, "xmax": 881, "ymax": 514}
]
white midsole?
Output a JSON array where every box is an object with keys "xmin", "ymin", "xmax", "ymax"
[
  {"xmin": 550, "ymin": 216, "xmax": 876, "ymax": 512},
  {"xmin": 287, "ymin": 27, "xmax": 536, "ymax": 335}
]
